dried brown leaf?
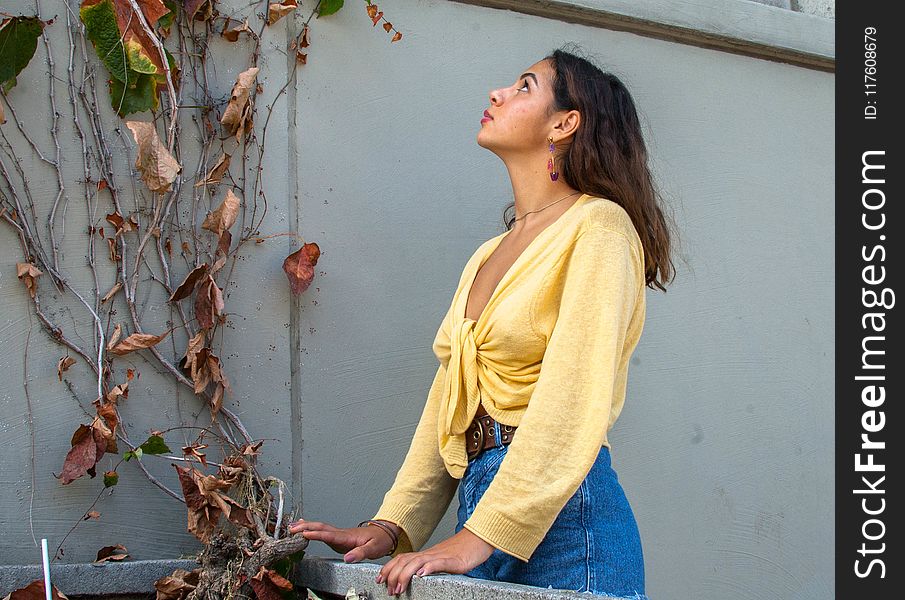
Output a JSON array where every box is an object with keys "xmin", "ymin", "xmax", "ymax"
[
  {"xmin": 266, "ymin": 570, "xmax": 293, "ymax": 591},
  {"xmin": 194, "ymin": 275, "xmax": 224, "ymax": 330},
  {"xmin": 210, "ymin": 255, "xmax": 227, "ymax": 275},
  {"xmin": 195, "ymin": 153, "xmax": 231, "ymax": 187},
  {"xmin": 108, "ymin": 331, "xmax": 169, "ymax": 355},
  {"xmin": 92, "ymin": 391, "xmax": 122, "ymax": 454},
  {"xmin": 107, "ymin": 237, "xmax": 120, "ymax": 262},
  {"xmin": 105, "ymin": 211, "xmax": 138, "ymax": 235},
  {"xmin": 283, "ymin": 242, "xmax": 320, "ymax": 295},
  {"xmin": 184, "ymin": 0, "xmax": 212, "ymax": 21},
  {"xmin": 3, "ymin": 580, "xmax": 69, "ymax": 600},
  {"xmin": 107, "ymin": 324, "xmax": 122, "ymax": 349},
  {"xmin": 249, "ymin": 569, "xmax": 284, "ymax": 600},
  {"xmin": 241, "ymin": 440, "xmax": 264, "ymax": 456},
  {"xmin": 201, "ymin": 189, "xmax": 240, "ymax": 237},
  {"xmin": 220, "ymin": 67, "xmax": 259, "ymax": 138},
  {"xmin": 57, "ymin": 356, "xmax": 76, "ymax": 381},
  {"xmin": 84, "ymin": 510, "xmax": 101, "ymax": 520},
  {"xmin": 16, "ymin": 263, "xmax": 42, "ymax": 298},
  {"xmin": 170, "ymin": 263, "xmax": 208, "ymax": 302},
  {"xmin": 217, "ymin": 230, "xmax": 231, "ymax": 256},
  {"xmin": 222, "ymin": 20, "xmax": 251, "ymax": 43},
  {"xmin": 392, "ymin": 31, "xmax": 402, "ymax": 42},
  {"xmin": 154, "ymin": 569, "xmax": 200, "ymax": 600},
  {"xmin": 182, "ymin": 444, "xmax": 208, "ymax": 468},
  {"xmin": 191, "ymin": 347, "xmax": 211, "ymax": 394},
  {"xmin": 268, "ymin": 0, "xmax": 297, "ymax": 26},
  {"xmin": 210, "ymin": 381, "xmax": 224, "ymax": 415},
  {"xmin": 101, "ymin": 281, "xmax": 122, "ymax": 303},
  {"xmin": 181, "ymin": 330, "xmax": 205, "ymax": 371},
  {"xmin": 95, "ymin": 544, "xmax": 129, "ymax": 563},
  {"xmin": 105, "ymin": 383, "xmax": 129, "ymax": 404},
  {"xmin": 58, "ymin": 424, "xmax": 101, "ymax": 484},
  {"xmin": 125, "ymin": 121, "xmax": 182, "ymax": 193}
]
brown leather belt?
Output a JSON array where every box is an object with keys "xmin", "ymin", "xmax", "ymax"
[{"xmin": 466, "ymin": 407, "xmax": 517, "ymax": 461}]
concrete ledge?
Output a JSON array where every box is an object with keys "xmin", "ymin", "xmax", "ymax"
[
  {"xmin": 2, "ymin": 558, "xmax": 625, "ymax": 599},
  {"xmin": 450, "ymin": 0, "xmax": 834, "ymax": 71},
  {"xmin": 294, "ymin": 557, "xmax": 624, "ymax": 599},
  {"xmin": 0, "ymin": 560, "xmax": 199, "ymax": 597}
]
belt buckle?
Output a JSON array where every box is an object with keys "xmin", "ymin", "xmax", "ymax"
[{"xmin": 466, "ymin": 418, "xmax": 484, "ymax": 461}]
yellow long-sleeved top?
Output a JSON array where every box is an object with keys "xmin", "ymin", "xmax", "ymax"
[{"xmin": 371, "ymin": 193, "xmax": 647, "ymax": 562}]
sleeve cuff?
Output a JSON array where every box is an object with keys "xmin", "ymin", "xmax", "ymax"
[
  {"xmin": 371, "ymin": 502, "xmax": 433, "ymax": 556},
  {"xmin": 463, "ymin": 504, "xmax": 538, "ymax": 563}
]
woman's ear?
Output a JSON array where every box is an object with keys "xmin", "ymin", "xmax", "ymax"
[{"xmin": 554, "ymin": 109, "xmax": 581, "ymax": 140}]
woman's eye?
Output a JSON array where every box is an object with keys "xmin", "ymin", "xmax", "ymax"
[{"xmin": 517, "ymin": 81, "xmax": 528, "ymax": 92}]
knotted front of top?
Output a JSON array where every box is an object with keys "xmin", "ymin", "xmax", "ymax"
[{"xmin": 436, "ymin": 317, "xmax": 482, "ymax": 478}]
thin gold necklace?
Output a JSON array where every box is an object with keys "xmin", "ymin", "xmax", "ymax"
[{"xmin": 513, "ymin": 191, "xmax": 583, "ymax": 222}]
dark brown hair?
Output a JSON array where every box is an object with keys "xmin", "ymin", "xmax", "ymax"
[{"xmin": 502, "ymin": 45, "xmax": 677, "ymax": 292}]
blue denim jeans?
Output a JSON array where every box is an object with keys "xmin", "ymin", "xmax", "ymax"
[{"xmin": 454, "ymin": 420, "xmax": 648, "ymax": 599}]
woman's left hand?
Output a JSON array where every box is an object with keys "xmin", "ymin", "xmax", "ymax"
[{"xmin": 375, "ymin": 528, "xmax": 495, "ymax": 596}]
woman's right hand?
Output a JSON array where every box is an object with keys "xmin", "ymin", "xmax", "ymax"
[{"xmin": 288, "ymin": 518, "xmax": 397, "ymax": 562}]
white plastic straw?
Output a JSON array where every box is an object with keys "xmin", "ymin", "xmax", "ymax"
[{"xmin": 41, "ymin": 538, "xmax": 51, "ymax": 600}]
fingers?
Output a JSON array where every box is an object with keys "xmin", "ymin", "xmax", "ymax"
[
  {"xmin": 378, "ymin": 555, "xmax": 434, "ymax": 597},
  {"xmin": 288, "ymin": 518, "xmax": 339, "ymax": 534},
  {"xmin": 343, "ymin": 537, "xmax": 381, "ymax": 563}
]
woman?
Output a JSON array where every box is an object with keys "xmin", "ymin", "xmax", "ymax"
[{"xmin": 289, "ymin": 46, "xmax": 675, "ymax": 599}]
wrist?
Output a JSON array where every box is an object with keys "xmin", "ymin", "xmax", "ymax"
[
  {"xmin": 357, "ymin": 519, "xmax": 399, "ymax": 556},
  {"xmin": 372, "ymin": 519, "xmax": 402, "ymax": 537}
]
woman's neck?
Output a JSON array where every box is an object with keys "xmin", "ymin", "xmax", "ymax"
[{"xmin": 504, "ymin": 158, "xmax": 581, "ymax": 224}]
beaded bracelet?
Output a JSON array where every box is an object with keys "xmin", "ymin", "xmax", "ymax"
[{"xmin": 358, "ymin": 519, "xmax": 399, "ymax": 556}]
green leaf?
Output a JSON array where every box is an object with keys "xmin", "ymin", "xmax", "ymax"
[
  {"xmin": 0, "ymin": 16, "xmax": 46, "ymax": 89},
  {"xmin": 80, "ymin": 0, "xmax": 129, "ymax": 83},
  {"xmin": 125, "ymin": 38, "xmax": 159, "ymax": 75},
  {"xmin": 123, "ymin": 447, "xmax": 142, "ymax": 461},
  {"xmin": 109, "ymin": 71, "xmax": 159, "ymax": 116},
  {"xmin": 103, "ymin": 470, "xmax": 119, "ymax": 487},
  {"xmin": 158, "ymin": 1, "xmax": 179, "ymax": 32},
  {"xmin": 317, "ymin": 0, "xmax": 344, "ymax": 18},
  {"xmin": 139, "ymin": 434, "xmax": 171, "ymax": 455}
]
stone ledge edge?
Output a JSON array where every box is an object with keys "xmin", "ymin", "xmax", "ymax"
[{"xmin": 2, "ymin": 558, "xmax": 623, "ymax": 599}]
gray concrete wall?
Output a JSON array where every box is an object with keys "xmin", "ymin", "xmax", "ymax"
[{"xmin": 1, "ymin": 1, "xmax": 834, "ymax": 599}]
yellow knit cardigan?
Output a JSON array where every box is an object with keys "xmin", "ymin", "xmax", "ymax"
[{"xmin": 371, "ymin": 194, "xmax": 647, "ymax": 562}]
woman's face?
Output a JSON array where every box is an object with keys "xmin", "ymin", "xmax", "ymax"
[{"xmin": 478, "ymin": 59, "xmax": 557, "ymax": 154}]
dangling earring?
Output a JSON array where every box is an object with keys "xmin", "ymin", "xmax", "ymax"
[{"xmin": 547, "ymin": 136, "xmax": 559, "ymax": 182}]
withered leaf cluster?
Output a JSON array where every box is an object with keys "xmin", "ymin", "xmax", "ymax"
[
  {"xmin": 154, "ymin": 568, "xmax": 201, "ymax": 600},
  {"xmin": 248, "ymin": 566, "xmax": 294, "ymax": 600},
  {"xmin": 58, "ymin": 385, "xmax": 127, "ymax": 485},
  {"xmin": 174, "ymin": 461, "xmax": 256, "ymax": 543}
]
